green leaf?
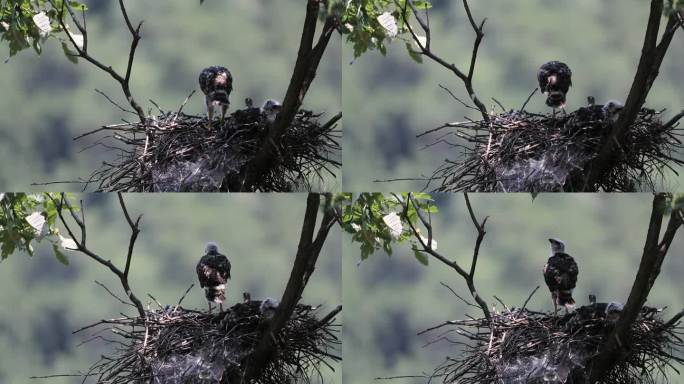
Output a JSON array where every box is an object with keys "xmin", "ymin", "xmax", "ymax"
[
  {"xmin": 406, "ymin": 42, "xmax": 423, "ymax": 63},
  {"xmin": 61, "ymin": 41, "xmax": 78, "ymax": 63},
  {"xmin": 52, "ymin": 244, "xmax": 69, "ymax": 265},
  {"xmin": 413, "ymin": 248, "xmax": 429, "ymax": 266},
  {"xmin": 672, "ymin": 193, "xmax": 684, "ymax": 211}
]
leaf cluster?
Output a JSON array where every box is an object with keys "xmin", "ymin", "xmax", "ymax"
[
  {"xmin": 0, "ymin": 192, "xmax": 73, "ymax": 264},
  {"xmin": 336, "ymin": 192, "xmax": 437, "ymax": 264},
  {"xmin": 341, "ymin": 0, "xmax": 430, "ymax": 60},
  {"xmin": 664, "ymin": 0, "xmax": 684, "ymax": 15},
  {"xmin": 0, "ymin": 0, "xmax": 86, "ymax": 58}
]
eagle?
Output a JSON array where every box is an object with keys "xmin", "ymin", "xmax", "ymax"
[
  {"xmin": 543, "ymin": 238, "xmax": 578, "ymax": 315},
  {"xmin": 602, "ymin": 100, "xmax": 624, "ymax": 123},
  {"xmin": 538, "ymin": 61, "xmax": 572, "ymax": 117},
  {"xmin": 259, "ymin": 297, "xmax": 280, "ymax": 319},
  {"xmin": 196, "ymin": 242, "xmax": 231, "ymax": 313},
  {"xmin": 563, "ymin": 99, "xmax": 625, "ymax": 134},
  {"xmin": 261, "ymin": 99, "xmax": 283, "ymax": 123},
  {"xmin": 199, "ymin": 66, "xmax": 233, "ymax": 128}
]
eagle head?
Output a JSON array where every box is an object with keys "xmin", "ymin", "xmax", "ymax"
[
  {"xmin": 548, "ymin": 238, "xmax": 565, "ymax": 254},
  {"xmin": 261, "ymin": 99, "xmax": 283, "ymax": 123},
  {"xmin": 205, "ymin": 241, "xmax": 219, "ymax": 254},
  {"xmin": 602, "ymin": 100, "xmax": 624, "ymax": 122}
]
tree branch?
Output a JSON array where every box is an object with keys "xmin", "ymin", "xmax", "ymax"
[
  {"xmin": 404, "ymin": 192, "xmax": 491, "ymax": 323},
  {"xmin": 399, "ymin": 0, "xmax": 489, "ymax": 122},
  {"xmin": 588, "ymin": 193, "xmax": 683, "ymax": 382},
  {"xmin": 585, "ymin": 2, "xmax": 681, "ymax": 188},
  {"xmin": 49, "ymin": 0, "xmax": 146, "ymax": 122},
  {"xmin": 242, "ymin": 193, "xmax": 338, "ymax": 381},
  {"xmin": 240, "ymin": 1, "xmax": 339, "ymax": 191},
  {"xmin": 51, "ymin": 193, "xmax": 146, "ymax": 319}
]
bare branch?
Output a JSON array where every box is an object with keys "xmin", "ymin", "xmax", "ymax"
[
  {"xmin": 521, "ymin": 285, "xmax": 540, "ymax": 311},
  {"xmin": 242, "ymin": 193, "xmax": 338, "ymax": 381},
  {"xmin": 589, "ymin": 193, "xmax": 683, "ymax": 381},
  {"xmin": 399, "ymin": 0, "xmax": 489, "ymax": 122},
  {"xmin": 663, "ymin": 109, "xmax": 684, "ymax": 129},
  {"xmin": 49, "ymin": 0, "xmax": 146, "ymax": 122},
  {"xmin": 464, "ymin": 192, "xmax": 488, "ymax": 279},
  {"xmin": 241, "ymin": 1, "xmax": 339, "ymax": 190},
  {"xmin": 404, "ymin": 193, "xmax": 491, "ymax": 323},
  {"xmin": 117, "ymin": 192, "xmax": 141, "ymax": 279},
  {"xmin": 585, "ymin": 1, "xmax": 681, "ymax": 187},
  {"xmin": 51, "ymin": 193, "xmax": 146, "ymax": 319}
]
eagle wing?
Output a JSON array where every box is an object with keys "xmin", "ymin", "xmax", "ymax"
[
  {"xmin": 537, "ymin": 66, "xmax": 551, "ymax": 93},
  {"xmin": 196, "ymin": 253, "xmax": 231, "ymax": 288},
  {"xmin": 544, "ymin": 253, "xmax": 578, "ymax": 291},
  {"xmin": 538, "ymin": 61, "xmax": 572, "ymax": 93},
  {"xmin": 199, "ymin": 66, "xmax": 233, "ymax": 101}
]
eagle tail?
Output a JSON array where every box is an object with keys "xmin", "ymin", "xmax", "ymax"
[
  {"xmin": 546, "ymin": 91, "xmax": 567, "ymax": 108},
  {"xmin": 556, "ymin": 290, "xmax": 575, "ymax": 307},
  {"xmin": 205, "ymin": 285, "xmax": 226, "ymax": 304}
]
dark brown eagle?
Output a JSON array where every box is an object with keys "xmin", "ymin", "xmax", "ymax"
[
  {"xmin": 199, "ymin": 66, "xmax": 233, "ymax": 128},
  {"xmin": 196, "ymin": 242, "xmax": 231, "ymax": 313},
  {"xmin": 538, "ymin": 61, "xmax": 572, "ymax": 116},
  {"xmin": 543, "ymin": 238, "xmax": 578, "ymax": 315}
]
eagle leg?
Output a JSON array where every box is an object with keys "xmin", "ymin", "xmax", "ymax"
[
  {"xmin": 552, "ymin": 295, "xmax": 558, "ymax": 317},
  {"xmin": 208, "ymin": 302, "xmax": 213, "ymax": 314},
  {"xmin": 205, "ymin": 96, "xmax": 214, "ymax": 129},
  {"xmin": 220, "ymin": 104, "xmax": 229, "ymax": 126},
  {"xmin": 219, "ymin": 303, "xmax": 224, "ymax": 313}
]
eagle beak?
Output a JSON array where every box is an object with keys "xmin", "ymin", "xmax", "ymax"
[{"xmin": 548, "ymin": 238, "xmax": 554, "ymax": 244}]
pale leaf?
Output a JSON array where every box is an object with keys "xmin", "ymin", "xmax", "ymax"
[
  {"xmin": 382, "ymin": 212, "xmax": 403, "ymax": 239},
  {"xmin": 33, "ymin": 12, "xmax": 51, "ymax": 38},
  {"xmin": 377, "ymin": 12, "xmax": 398, "ymax": 37}
]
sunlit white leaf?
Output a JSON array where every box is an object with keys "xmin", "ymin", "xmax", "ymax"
[
  {"xmin": 59, "ymin": 235, "xmax": 78, "ymax": 251},
  {"xmin": 32, "ymin": 12, "xmax": 51, "ymax": 38},
  {"xmin": 26, "ymin": 212, "xmax": 47, "ymax": 237},
  {"xmin": 377, "ymin": 12, "xmax": 398, "ymax": 37},
  {"xmin": 419, "ymin": 234, "xmax": 438, "ymax": 251},
  {"xmin": 414, "ymin": 34, "xmax": 427, "ymax": 49},
  {"xmin": 350, "ymin": 223, "xmax": 361, "ymax": 232},
  {"xmin": 67, "ymin": 27, "xmax": 84, "ymax": 50},
  {"xmin": 383, "ymin": 212, "xmax": 403, "ymax": 239}
]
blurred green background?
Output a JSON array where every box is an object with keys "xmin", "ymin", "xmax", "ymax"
[
  {"xmin": 0, "ymin": 193, "xmax": 342, "ymax": 384},
  {"xmin": 0, "ymin": 0, "xmax": 341, "ymax": 191},
  {"xmin": 343, "ymin": 0, "xmax": 684, "ymax": 191},
  {"xmin": 343, "ymin": 193, "xmax": 684, "ymax": 384}
]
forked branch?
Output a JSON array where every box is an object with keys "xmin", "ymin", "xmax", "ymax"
[
  {"xmin": 399, "ymin": 0, "xmax": 489, "ymax": 122},
  {"xmin": 50, "ymin": 192, "xmax": 146, "ymax": 318},
  {"xmin": 241, "ymin": 1, "xmax": 340, "ymax": 191},
  {"xmin": 403, "ymin": 192, "xmax": 491, "ymax": 323},
  {"xmin": 242, "ymin": 193, "xmax": 338, "ymax": 381},
  {"xmin": 49, "ymin": 0, "xmax": 146, "ymax": 122},
  {"xmin": 588, "ymin": 193, "xmax": 684, "ymax": 382},
  {"xmin": 585, "ymin": 1, "xmax": 682, "ymax": 187}
]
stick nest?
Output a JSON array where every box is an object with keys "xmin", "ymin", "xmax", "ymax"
[
  {"xmin": 77, "ymin": 301, "xmax": 341, "ymax": 384},
  {"xmin": 79, "ymin": 105, "xmax": 341, "ymax": 192},
  {"xmin": 427, "ymin": 305, "xmax": 683, "ymax": 384},
  {"xmin": 425, "ymin": 107, "xmax": 684, "ymax": 192}
]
